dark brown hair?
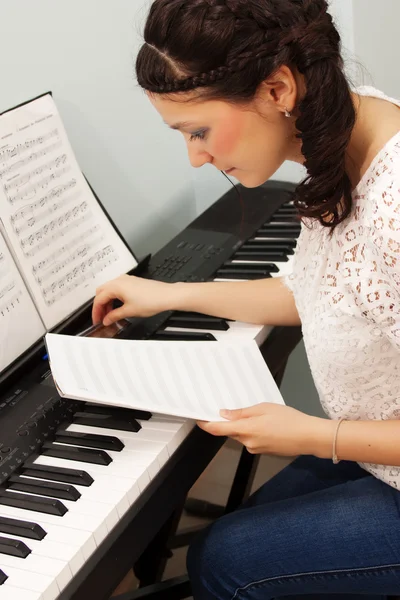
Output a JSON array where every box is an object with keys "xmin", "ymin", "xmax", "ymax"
[{"xmin": 136, "ymin": 0, "xmax": 356, "ymax": 228}]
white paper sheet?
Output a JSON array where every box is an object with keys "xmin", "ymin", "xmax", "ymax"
[
  {"xmin": 0, "ymin": 230, "xmax": 45, "ymax": 373},
  {"xmin": 45, "ymin": 333, "xmax": 284, "ymax": 421},
  {"xmin": 0, "ymin": 94, "xmax": 137, "ymax": 329}
]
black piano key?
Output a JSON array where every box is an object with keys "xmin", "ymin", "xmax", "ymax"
[
  {"xmin": 41, "ymin": 442, "xmax": 112, "ymax": 466},
  {"xmin": 83, "ymin": 403, "xmax": 152, "ymax": 422},
  {"xmin": 22, "ymin": 464, "xmax": 93, "ymax": 487},
  {"xmin": 0, "ymin": 516, "xmax": 46, "ymax": 541},
  {"xmin": 234, "ymin": 251, "xmax": 289, "ymax": 262},
  {"xmin": 0, "ymin": 568, "xmax": 7, "ymax": 584},
  {"xmin": 239, "ymin": 243, "xmax": 294, "ymax": 254},
  {"xmin": 0, "ymin": 490, "xmax": 67, "ymax": 517},
  {"xmin": 245, "ymin": 238, "xmax": 297, "ymax": 248},
  {"xmin": 215, "ymin": 269, "xmax": 272, "ymax": 280},
  {"xmin": 223, "ymin": 262, "xmax": 279, "ymax": 273},
  {"xmin": 257, "ymin": 227, "xmax": 300, "ymax": 237},
  {"xmin": 8, "ymin": 475, "xmax": 81, "ymax": 502},
  {"xmin": 273, "ymin": 207, "xmax": 298, "ymax": 215},
  {"xmin": 0, "ymin": 536, "xmax": 31, "ymax": 558},
  {"xmin": 270, "ymin": 215, "xmax": 298, "ymax": 222},
  {"xmin": 166, "ymin": 316, "xmax": 229, "ymax": 331},
  {"xmin": 151, "ymin": 331, "xmax": 217, "ymax": 341},
  {"xmin": 74, "ymin": 413, "xmax": 142, "ymax": 433},
  {"xmin": 55, "ymin": 431, "xmax": 124, "ymax": 452}
]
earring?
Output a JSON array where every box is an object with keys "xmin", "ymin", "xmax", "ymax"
[{"xmin": 284, "ymin": 108, "xmax": 292, "ymax": 118}]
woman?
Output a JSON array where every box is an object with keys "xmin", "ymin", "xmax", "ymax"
[{"xmin": 93, "ymin": 0, "xmax": 400, "ymax": 598}]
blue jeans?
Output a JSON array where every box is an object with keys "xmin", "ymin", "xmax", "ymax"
[{"xmin": 187, "ymin": 455, "xmax": 400, "ymax": 599}]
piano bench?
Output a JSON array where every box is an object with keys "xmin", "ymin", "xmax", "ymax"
[{"xmin": 112, "ymin": 575, "xmax": 191, "ymax": 600}]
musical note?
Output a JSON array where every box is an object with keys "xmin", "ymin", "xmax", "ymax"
[
  {"xmin": 0, "ymin": 140, "xmax": 63, "ymax": 179},
  {"xmin": 4, "ymin": 154, "xmax": 67, "ymax": 193},
  {"xmin": 0, "ymin": 129, "xmax": 59, "ymax": 164},
  {"xmin": 42, "ymin": 247, "xmax": 119, "ymax": 306},
  {"xmin": 23, "ymin": 210, "xmax": 92, "ymax": 257},
  {"xmin": 10, "ymin": 179, "xmax": 77, "ymax": 225},
  {"xmin": 31, "ymin": 225, "xmax": 101, "ymax": 274},
  {"xmin": 0, "ymin": 231, "xmax": 45, "ymax": 373},
  {"xmin": 12, "ymin": 190, "xmax": 81, "ymax": 235},
  {"xmin": 7, "ymin": 165, "xmax": 71, "ymax": 204}
]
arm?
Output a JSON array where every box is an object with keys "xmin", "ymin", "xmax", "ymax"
[
  {"xmin": 93, "ymin": 274, "xmax": 301, "ymax": 327},
  {"xmin": 313, "ymin": 418, "xmax": 400, "ymax": 466},
  {"xmin": 173, "ymin": 277, "xmax": 301, "ymax": 326}
]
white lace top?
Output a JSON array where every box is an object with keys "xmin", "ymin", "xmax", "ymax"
[{"xmin": 286, "ymin": 86, "xmax": 400, "ymax": 489}]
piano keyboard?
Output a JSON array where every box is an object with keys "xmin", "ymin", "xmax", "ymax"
[
  {"xmin": 160, "ymin": 202, "xmax": 299, "ymax": 347},
  {"xmin": 0, "ymin": 192, "xmax": 300, "ymax": 599},
  {"xmin": 0, "ymin": 410, "xmax": 194, "ymax": 599}
]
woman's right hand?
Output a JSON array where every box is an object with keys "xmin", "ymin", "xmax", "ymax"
[{"xmin": 92, "ymin": 274, "xmax": 178, "ymax": 325}]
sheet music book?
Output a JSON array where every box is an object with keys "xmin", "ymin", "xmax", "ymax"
[
  {"xmin": 0, "ymin": 93, "xmax": 138, "ymax": 373},
  {"xmin": 45, "ymin": 333, "xmax": 285, "ymax": 421}
]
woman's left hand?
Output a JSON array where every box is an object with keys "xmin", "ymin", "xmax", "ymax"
[{"xmin": 197, "ymin": 403, "xmax": 334, "ymax": 458}]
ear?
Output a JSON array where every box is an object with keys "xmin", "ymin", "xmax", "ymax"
[{"xmin": 257, "ymin": 65, "xmax": 300, "ymax": 116}]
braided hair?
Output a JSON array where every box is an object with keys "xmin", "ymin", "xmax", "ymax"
[{"xmin": 136, "ymin": 0, "xmax": 356, "ymax": 228}]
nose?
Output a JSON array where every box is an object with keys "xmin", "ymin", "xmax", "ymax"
[{"xmin": 186, "ymin": 142, "xmax": 213, "ymax": 168}]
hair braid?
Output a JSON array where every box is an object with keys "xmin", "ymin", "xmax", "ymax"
[{"xmin": 136, "ymin": 0, "xmax": 357, "ymax": 229}]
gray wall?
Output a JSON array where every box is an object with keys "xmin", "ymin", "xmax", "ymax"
[{"xmin": 353, "ymin": 0, "xmax": 400, "ymax": 98}]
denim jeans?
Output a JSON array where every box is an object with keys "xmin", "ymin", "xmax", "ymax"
[{"xmin": 187, "ymin": 455, "xmax": 400, "ymax": 600}]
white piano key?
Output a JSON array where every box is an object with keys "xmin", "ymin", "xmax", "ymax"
[
  {"xmin": 0, "ymin": 586, "xmax": 43, "ymax": 600},
  {"xmin": 30, "ymin": 455, "xmax": 150, "ymax": 496},
  {"xmin": 63, "ymin": 423, "xmax": 185, "ymax": 458},
  {"xmin": 7, "ymin": 488, "xmax": 119, "ymax": 535},
  {"xmin": 0, "ymin": 564, "xmax": 59, "ymax": 600},
  {"xmin": 3, "ymin": 532, "xmax": 85, "ymax": 577},
  {"xmin": 0, "ymin": 503, "xmax": 107, "ymax": 547},
  {"xmin": 32, "ymin": 448, "xmax": 159, "ymax": 483},
  {"xmin": 0, "ymin": 553, "xmax": 71, "ymax": 593}
]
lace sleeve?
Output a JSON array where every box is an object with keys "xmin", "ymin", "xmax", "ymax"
[{"xmin": 363, "ymin": 186, "xmax": 400, "ymax": 349}]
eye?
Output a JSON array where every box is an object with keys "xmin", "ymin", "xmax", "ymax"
[{"xmin": 189, "ymin": 130, "xmax": 207, "ymax": 142}]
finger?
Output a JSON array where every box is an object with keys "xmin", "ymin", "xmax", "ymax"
[
  {"xmin": 220, "ymin": 403, "xmax": 268, "ymax": 420},
  {"xmin": 103, "ymin": 305, "xmax": 130, "ymax": 326},
  {"xmin": 92, "ymin": 289, "xmax": 118, "ymax": 324},
  {"xmin": 196, "ymin": 419, "xmax": 241, "ymax": 437}
]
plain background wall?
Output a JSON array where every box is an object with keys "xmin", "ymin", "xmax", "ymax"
[{"xmin": 353, "ymin": 0, "xmax": 400, "ymax": 98}]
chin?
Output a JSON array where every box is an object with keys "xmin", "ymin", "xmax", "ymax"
[{"xmin": 232, "ymin": 172, "xmax": 269, "ymax": 188}]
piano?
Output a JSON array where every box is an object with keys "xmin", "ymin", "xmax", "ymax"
[{"xmin": 0, "ymin": 178, "xmax": 302, "ymax": 600}]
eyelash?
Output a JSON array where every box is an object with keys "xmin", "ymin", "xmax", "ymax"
[{"xmin": 189, "ymin": 130, "xmax": 207, "ymax": 142}]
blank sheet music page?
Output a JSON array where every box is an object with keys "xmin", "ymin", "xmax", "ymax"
[
  {"xmin": 0, "ymin": 230, "xmax": 45, "ymax": 373},
  {"xmin": 45, "ymin": 334, "xmax": 284, "ymax": 421},
  {"xmin": 0, "ymin": 94, "xmax": 137, "ymax": 330}
]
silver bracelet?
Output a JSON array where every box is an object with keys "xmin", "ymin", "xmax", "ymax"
[{"xmin": 332, "ymin": 418, "xmax": 346, "ymax": 464}]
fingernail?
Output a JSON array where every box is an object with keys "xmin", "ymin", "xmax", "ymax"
[{"xmin": 220, "ymin": 409, "xmax": 231, "ymax": 417}]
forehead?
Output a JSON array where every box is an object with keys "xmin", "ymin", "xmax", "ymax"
[{"xmin": 147, "ymin": 92, "xmax": 243, "ymax": 126}]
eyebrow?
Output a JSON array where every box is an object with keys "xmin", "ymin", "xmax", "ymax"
[{"xmin": 166, "ymin": 121, "xmax": 197, "ymax": 131}]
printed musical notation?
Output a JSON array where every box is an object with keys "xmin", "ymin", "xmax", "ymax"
[
  {"xmin": 42, "ymin": 246, "xmax": 118, "ymax": 306},
  {"xmin": 0, "ymin": 94, "xmax": 136, "ymax": 330},
  {"xmin": 0, "ymin": 230, "xmax": 45, "ymax": 373}
]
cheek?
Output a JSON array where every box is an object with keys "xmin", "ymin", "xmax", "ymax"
[{"xmin": 209, "ymin": 119, "xmax": 244, "ymax": 157}]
